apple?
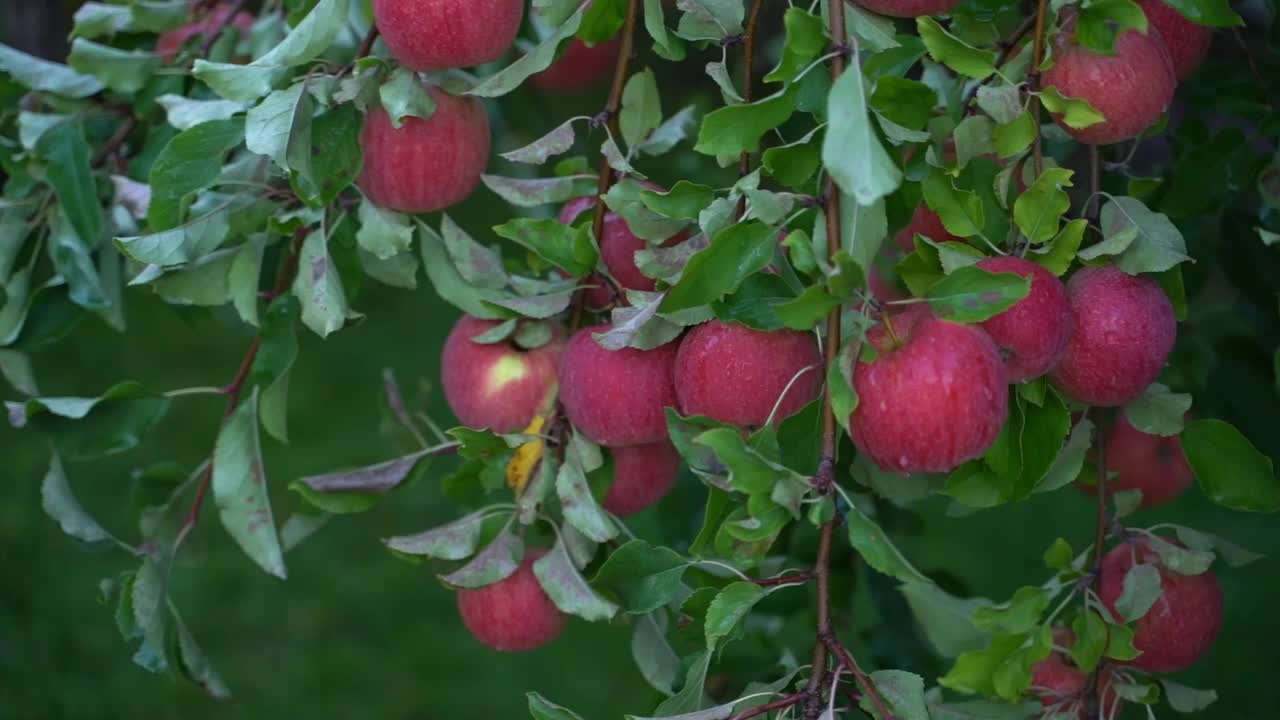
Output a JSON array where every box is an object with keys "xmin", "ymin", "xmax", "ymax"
[
  {"xmin": 1099, "ymin": 538, "xmax": 1223, "ymax": 672},
  {"xmin": 894, "ymin": 203, "xmax": 965, "ymax": 254},
  {"xmin": 1138, "ymin": 0, "xmax": 1213, "ymax": 80},
  {"xmin": 440, "ymin": 315, "xmax": 563, "ymax": 433},
  {"xmin": 850, "ymin": 305, "xmax": 1008, "ymax": 473},
  {"xmin": 1030, "ymin": 648, "xmax": 1122, "ymax": 720},
  {"xmin": 601, "ymin": 442, "xmax": 681, "ymax": 517},
  {"xmin": 1041, "ymin": 19, "xmax": 1176, "ymax": 145},
  {"xmin": 976, "ymin": 256, "xmax": 1073, "ymax": 383},
  {"xmin": 532, "ymin": 37, "xmax": 621, "ymax": 93},
  {"xmin": 156, "ymin": 2, "xmax": 255, "ymax": 62},
  {"xmin": 456, "ymin": 548, "xmax": 565, "ymax": 652},
  {"xmin": 1049, "ymin": 266, "xmax": 1176, "ymax": 407},
  {"xmin": 1077, "ymin": 414, "xmax": 1194, "ymax": 507},
  {"xmin": 372, "ymin": 0, "xmax": 524, "ymax": 71},
  {"xmin": 358, "ymin": 84, "xmax": 491, "ymax": 213},
  {"xmin": 559, "ymin": 324, "xmax": 679, "ymax": 447},
  {"xmin": 674, "ymin": 321, "xmax": 822, "ymax": 428},
  {"xmin": 851, "ymin": 0, "xmax": 961, "ymax": 18},
  {"xmin": 559, "ymin": 192, "xmax": 685, "ymax": 309}
]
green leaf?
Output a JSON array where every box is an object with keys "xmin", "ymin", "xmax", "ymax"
[
  {"xmin": 846, "ymin": 497, "xmax": 930, "ymax": 584},
  {"xmin": 661, "ymin": 221, "xmax": 775, "ymax": 312},
  {"xmin": 67, "ymin": 38, "xmax": 159, "ymax": 94},
  {"xmin": 150, "ymin": 247, "xmax": 237, "ymax": 307},
  {"xmin": 379, "ymin": 67, "xmax": 436, "ymax": 128},
  {"xmin": 147, "ymin": 119, "xmax": 245, "ymax": 232},
  {"xmin": 604, "ymin": 179, "xmax": 690, "ymax": 242},
  {"xmin": 36, "ymin": 121, "xmax": 101, "ymax": 248},
  {"xmin": 651, "ymin": 650, "xmax": 711, "ymax": 717},
  {"xmin": 992, "ymin": 110, "xmax": 1036, "ymax": 159},
  {"xmin": 642, "ymin": 0, "xmax": 686, "ymax": 61},
  {"xmin": 922, "ymin": 171, "xmax": 984, "ymax": 238},
  {"xmin": 939, "ymin": 633, "xmax": 1031, "ymax": 697},
  {"xmin": 973, "ymin": 586, "xmax": 1050, "ymax": 635},
  {"xmin": 641, "ymin": 182, "xmax": 716, "ymax": 221},
  {"xmin": 916, "ymin": 18, "xmax": 996, "ymax": 79},
  {"xmin": 762, "ymin": 128, "xmax": 821, "ymax": 188},
  {"xmin": 862, "ymin": 670, "xmax": 929, "ymax": 720},
  {"xmin": 1014, "ymin": 167, "xmax": 1073, "ymax": 244},
  {"xmin": 501, "ymin": 118, "xmax": 580, "ymax": 165},
  {"xmin": 1105, "ymin": 623, "xmax": 1141, "ymax": 661},
  {"xmin": 8, "ymin": 381, "xmax": 169, "ymax": 461},
  {"xmin": 534, "ymin": 532, "xmax": 619, "ymax": 621},
  {"xmin": 1038, "ymin": 86, "xmax": 1105, "ymax": 130},
  {"xmin": 384, "ymin": 509, "xmax": 491, "ymax": 560},
  {"xmin": 675, "ymin": 0, "xmax": 745, "ymax": 41},
  {"xmin": 900, "ymin": 581, "xmax": 990, "ymax": 658},
  {"xmin": 1098, "ymin": 196, "xmax": 1193, "ymax": 274},
  {"xmin": 440, "ymin": 527, "xmax": 523, "ymax": 589},
  {"xmin": 468, "ymin": 6, "xmax": 586, "ymax": 98},
  {"xmin": 496, "ymin": 217, "xmax": 598, "ymax": 278},
  {"xmin": 213, "ymin": 387, "xmax": 286, "ymax": 579},
  {"xmin": 156, "ymin": 94, "xmax": 246, "ymax": 131},
  {"xmin": 1070, "ymin": 609, "xmax": 1108, "ymax": 673},
  {"xmin": 290, "ymin": 103, "xmax": 363, "ymax": 208},
  {"xmin": 292, "ymin": 227, "xmax": 356, "ymax": 338},
  {"xmin": 621, "ymin": 69, "xmax": 663, "ymax": 151},
  {"xmin": 632, "ymin": 612, "xmax": 680, "ymax": 695},
  {"xmin": 1181, "ymin": 419, "xmax": 1279, "ymax": 512},
  {"xmin": 1171, "ymin": 525, "xmax": 1264, "ymax": 568},
  {"xmin": 976, "ymin": 84, "xmax": 1023, "ymax": 125},
  {"xmin": 639, "ymin": 105, "xmax": 697, "ymax": 155},
  {"xmin": 1163, "ymin": 0, "xmax": 1242, "ymax": 25},
  {"xmin": 765, "ymin": 8, "xmax": 826, "ymax": 83},
  {"xmin": 41, "ymin": 452, "xmax": 119, "ymax": 548},
  {"xmin": 1115, "ymin": 563, "xmax": 1162, "ymax": 621},
  {"xmin": 925, "ymin": 266, "xmax": 1032, "ymax": 323},
  {"xmin": 695, "ymin": 87, "xmax": 796, "ymax": 157},
  {"xmin": 824, "ymin": 66, "xmax": 901, "ymax": 207},
  {"xmin": 1077, "ymin": 0, "xmax": 1148, "ymax": 55},
  {"xmin": 0, "ymin": 42, "xmax": 103, "ymax": 97},
  {"xmin": 1159, "ymin": 680, "xmax": 1219, "ymax": 713},
  {"xmin": 482, "ymin": 174, "xmax": 596, "ymax": 208},
  {"xmin": 591, "ymin": 539, "xmax": 688, "ymax": 614},
  {"xmin": 245, "ymin": 82, "xmax": 312, "ymax": 171},
  {"xmin": 529, "ymin": 693, "xmax": 587, "ymax": 720},
  {"xmin": 557, "ymin": 432, "xmax": 618, "ymax": 542},
  {"xmin": 1030, "ymin": 218, "xmax": 1086, "ymax": 276},
  {"xmin": 418, "ymin": 220, "xmax": 512, "ymax": 319},
  {"xmin": 1145, "ymin": 534, "xmax": 1215, "ymax": 575},
  {"xmin": 356, "ymin": 198, "xmax": 414, "ymax": 261},
  {"xmin": 1123, "ymin": 383, "xmax": 1190, "ymax": 436},
  {"xmin": 870, "ymin": 77, "xmax": 937, "ymax": 131},
  {"xmin": 704, "ymin": 582, "xmax": 766, "ymax": 650},
  {"xmin": 48, "ymin": 207, "xmax": 108, "ymax": 311}
]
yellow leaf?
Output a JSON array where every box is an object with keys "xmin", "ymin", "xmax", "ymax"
[{"xmin": 506, "ymin": 415, "xmax": 547, "ymax": 494}]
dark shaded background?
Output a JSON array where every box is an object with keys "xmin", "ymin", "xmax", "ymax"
[{"xmin": 2, "ymin": 2, "xmax": 1278, "ymax": 719}]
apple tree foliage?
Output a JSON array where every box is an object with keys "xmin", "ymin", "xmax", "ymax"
[{"xmin": 3, "ymin": 0, "xmax": 1279, "ymax": 717}]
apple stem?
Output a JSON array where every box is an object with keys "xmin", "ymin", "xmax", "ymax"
[
  {"xmin": 1028, "ymin": 0, "xmax": 1051, "ymax": 177},
  {"xmin": 1086, "ymin": 145, "xmax": 1101, "ymax": 224},
  {"xmin": 960, "ymin": 14, "xmax": 1036, "ymax": 109},
  {"xmin": 337, "ymin": 25, "xmax": 382, "ymax": 80}
]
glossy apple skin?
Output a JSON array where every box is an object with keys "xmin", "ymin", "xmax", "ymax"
[
  {"xmin": 1041, "ymin": 24, "xmax": 1176, "ymax": 145},
  {"xmin": 358, "ymin": 85, "xmax": 490, "ymax": 213},
  {"xmin": 156, "ymin": 3, "xmax": 255, "ymax": 61},
  {"xmin": 976, "ymin": 256, "xmax": 1073, "ymax": 383},
  {"xmin": 559, "ymin": 192, "xmax": 684, "ymax": 309},
  {"xmin": 559, "ymin": 325, "xmax": 679, "ymax": 447},
  {"xmin": 1099, "ymin": 539, "xmax": 1223, "ymax": 672},
  {"xmin": 457, "ymin": 549, "xmax": 565, "ymax": 652},
  {"xmin": 674, "ymin": 321, "xmax": 822, "ymax": 428},
  {"xmin": 373, "ymin": 0, "xmax": 524, "ymax": 71},
  {"xmin": 602, "ymin": 442, "xmax": 681, "ymax": 516},
  {"xmin": 532, "ymin": 37, "xmax": 621, "ymax": 92},
  {"xmin": 1077, "ymin": 414, "xmax": 1194, "ymax": 507},
  {"xmin": 1139, "ymin": 0, "xmax": 1213, "ymax": 79},
  {"xmin": 850, "ymin": 306, "xmax": 1008, "ymax": 473},
  {"xmin": 440, "ymin": 315, "xmax": 563, "ymax": 433},
  {"xmin": 1049, "ymin": 266, "xmax": 1176, "ymax": 407},
  {"xmin": 852, "ymin": 0, "xmax": 961, "ymax": 18},
  {"xmin": 894, "ymin": 204, "xmax": 965, "ymax": 253}
]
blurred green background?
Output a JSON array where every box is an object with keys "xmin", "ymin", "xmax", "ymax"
[{"xmin": 3, "ymin": 2, "xmax": 1279, "ymax": 719}]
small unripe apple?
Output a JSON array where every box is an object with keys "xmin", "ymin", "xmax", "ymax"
[
  {"xmin": 441, "ymin": 315, "xmax": 564, "ymax": 433},
  {"xmin": 894, "ymin": 204, "xmax": 965, "ymax": 254},
  {"xmin": 1030, "ymin": 651, "xmax": 1122, "ymax": 720},
  {"xmin": 456, "ymin": 548, "xmax": 565, "ymax": 652},
  {"xmin": 1049, "ymin": 266, "xmax": 1176, "ymax": 407},
  {"xmin": 559, "ymin": 325, "xmax": 679, "ymax": 447},
  {"xmin": 602, "ymin": 442, "xmax": 681, "ymax": 517},
  {"xmin": 976, "ymin": 256, "xmax": 1073, "ymax": 383},
  {"xmin": 1099, "ymin": 538, "xmax": 1223, "ymax": 672},
  {"xmin": 1041, "ymin": 21, "xmax": 1176, "ymax": 145},
  {"xmin": 532, "ymin": 37, "xmax": 621, "ymax": 92},
  {"xmin": 559, "ymin": 193, "xmax": 684, "ymax": 309},
  {"xmin": 358, "ymin": 85, "xmax": 491, "ymax": 213},
  {"xmin": 1077, "ymin": 414, "xmax": 1194, "ymax": 507},
  {"xmin": 156, "ymin": 2, "xmax": 255, "ymax": 62},
  {"xmin": 1138, "ymin": 0, "xmax": 1213, "ymax": 79},
  {"xmin": 850, "ymin": 305, "xmax": 1008, "ymax": 473},
  {"xmin": 674, "ymin": 321, "xmax": 822, "ymax": 428},
  {"xmin": 851, "ymin": 0, "xmax": 961, "ymax": 18},
  {"xmin": 372, "ymin": 0, "xmax": 524, "ymax": 71}
]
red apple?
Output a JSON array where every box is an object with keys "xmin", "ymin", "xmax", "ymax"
[
  {"xmin": 1041, "ymin": 20, "xmax": 1176, "ymax": 145},
  {"xmin": 156, "ymin": 2, "xmax": 255, "ymax": 62},
  {"xmin": 1049, "ymin": 266, "xmax": 1176, "ymax": 407},
  {"xmin": 1077, "ymin": 414, "xmax": 1194, "ymax": 507},
  {"xmin": 1099, "ymin": 538, "xmax": 1223, "ymax": 672},
  {"xmin": 1138, "ymin": 0, "xmax": 1213, "ymax": 80},
  {"xmin": 894, "ymin": 203, "xmax": 965, "ymax": 254},
  {"xmin": 850, "ymin": 305, "xmax": 1008, "ymax": 473},
  {"xmin": 559, "ymin": 324, "xmax": 679, "ymax": 447},
  {"xmin": 456, "ymin": 548, "xmax": 565, "ymax": 652},
  {"xmin": 358, "ymin": 84, "xmax": 490, "ymax": 213},
  {"xmin": 532, "ymin": 37, "xmax": 621, "ymax": 93},
  {"xmin": 1030, "ymin": 650, "xmax": 1122, "ymax": 720},
  {"xmin": 851, "ymin": 0, "xmax": 962, "ymax": 18},
  {"xmin": 976, "ymin": 256, "xmax": 1073, "ymax": 383},
  {"xmin": 373, "ymin": 0, "xmax": 524, "ymax": 71},
  {"xmin": 559, "ymin": 193, "xmax": 684, "ymax": 309},
  {"xmin": 601, "ymin": 442, "xmax": 681, "ymax": 517},
  {"xmin": 869, "ymin": 267, "xmax": 904, "ymax": 303},
  {"xmin": 440, "ymin": 315, "xmax": 563, "ymax": 433},
  {"xmin": 674, "ymin": 321, "xmax": 822, "ymax": 428}
]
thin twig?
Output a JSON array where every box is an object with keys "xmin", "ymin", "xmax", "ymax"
[
  {"xmin": 1083, "ymin": 409, "xmax": 1111, "ymax": 719},
  {"xmin": 737, "ymin": 0, "xmax": 767, "ymax": 179},
  {"xmin": 337, "ymin": 26, "xmax": 381, "ymax": 79},
  {"xmin": 728, "ymin": 694, "xmax": 805, "ymax": 720},
  {"xmin": 824, "ymin": 634, "xmax": 896, "ymax": 720},
  {"xmin": 961, "ymin": 14, "xmax": 1036, "ymax": 108},
  {"xmin": 751, "ymin": 570, "xmax": 816, "ymax": 587},
  {"xmin": 1085, "ymin": 145, "xmax": 1101, "ymax": 224},
  {"xmin": 197, "ymin": 0, "xmax": 250, "ymax": 57},
  {"xmin": 1230, "ymin": 29, "xmax": 1267, "ymax": 91},
  {"xmin": 91, "ymin": 115, "xmax": 138, "ymax": 168},
  {"xmin": 1029, "ymin": 0, "xmax": 1051, "ymax": 176}
]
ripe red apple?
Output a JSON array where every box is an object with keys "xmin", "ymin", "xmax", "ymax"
[
  {"xmin": 156, "ymin": 2, "xmax": 255, "ymax": 62},
  {"xmin": 601, "ymin": 442, "xmax": 681, "ymax": 517},
  {"xmin": 976, "ymin": 256, "xmax": 1073, "ymax": 383},
  {"xmin": 851, "ymin": 0, "xmax": 961, "ymax": 18},
  {"xmin": 1138, "ymin": 0, "xmax": 1213, "ymax": 79},
  {"xmin": 1099, "ymin": 538, "xmax": 1223, "ymax": 672},
  {"xmin": 558, "ymin": 194, "xmax": 684, "ymax": 309},
  {"xmin": 674, "ymin": 321, "xmax": 822, "ymax": 428},
  {"xmin": 1030, "ymin": 651, "xmax": 1122, "ymax": 720},
  {"xmin": 558, "ymin": 324, "xmax": 679, "ymax": 447},
  {"xmin": 1049, "ymin": 266, "xmax": 1176, "ymax": 407},
  {"xmin": 1041, "ymin": 20, "xmax": 1176, "ymax": 145},
  {"xmin": 358, "ymin": 85, "xmax": 490, "ymax": 213},
  {"xmin": 1077, "ymin": 414, "xmax": 1194, "ymax": 507},
  {"xmin": 456, "ymin": 548, "xmax": 565, "ymax": 652},
  {"xmin": 531, "ymin": 37, "xmax": 621, "ymax": 92},
  {"xmin": 894, "ymin": 204, "xmax": 965, "ymax": 253},
  {"xmin": 850, "ymin": 305, "xmax": 1008, "ymax": 473},
  {"xmin": 440, "ymin": 315, "xmax": 564, "ymax": 433},
  {"xmin": 372, "ymin": 0, "xmax": 524, "ymax": 71}
]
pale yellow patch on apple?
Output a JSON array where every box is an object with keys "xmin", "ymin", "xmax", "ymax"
[{"xmin": 485, "ymin": 355, "xmax": 528, "ymax": 396}]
